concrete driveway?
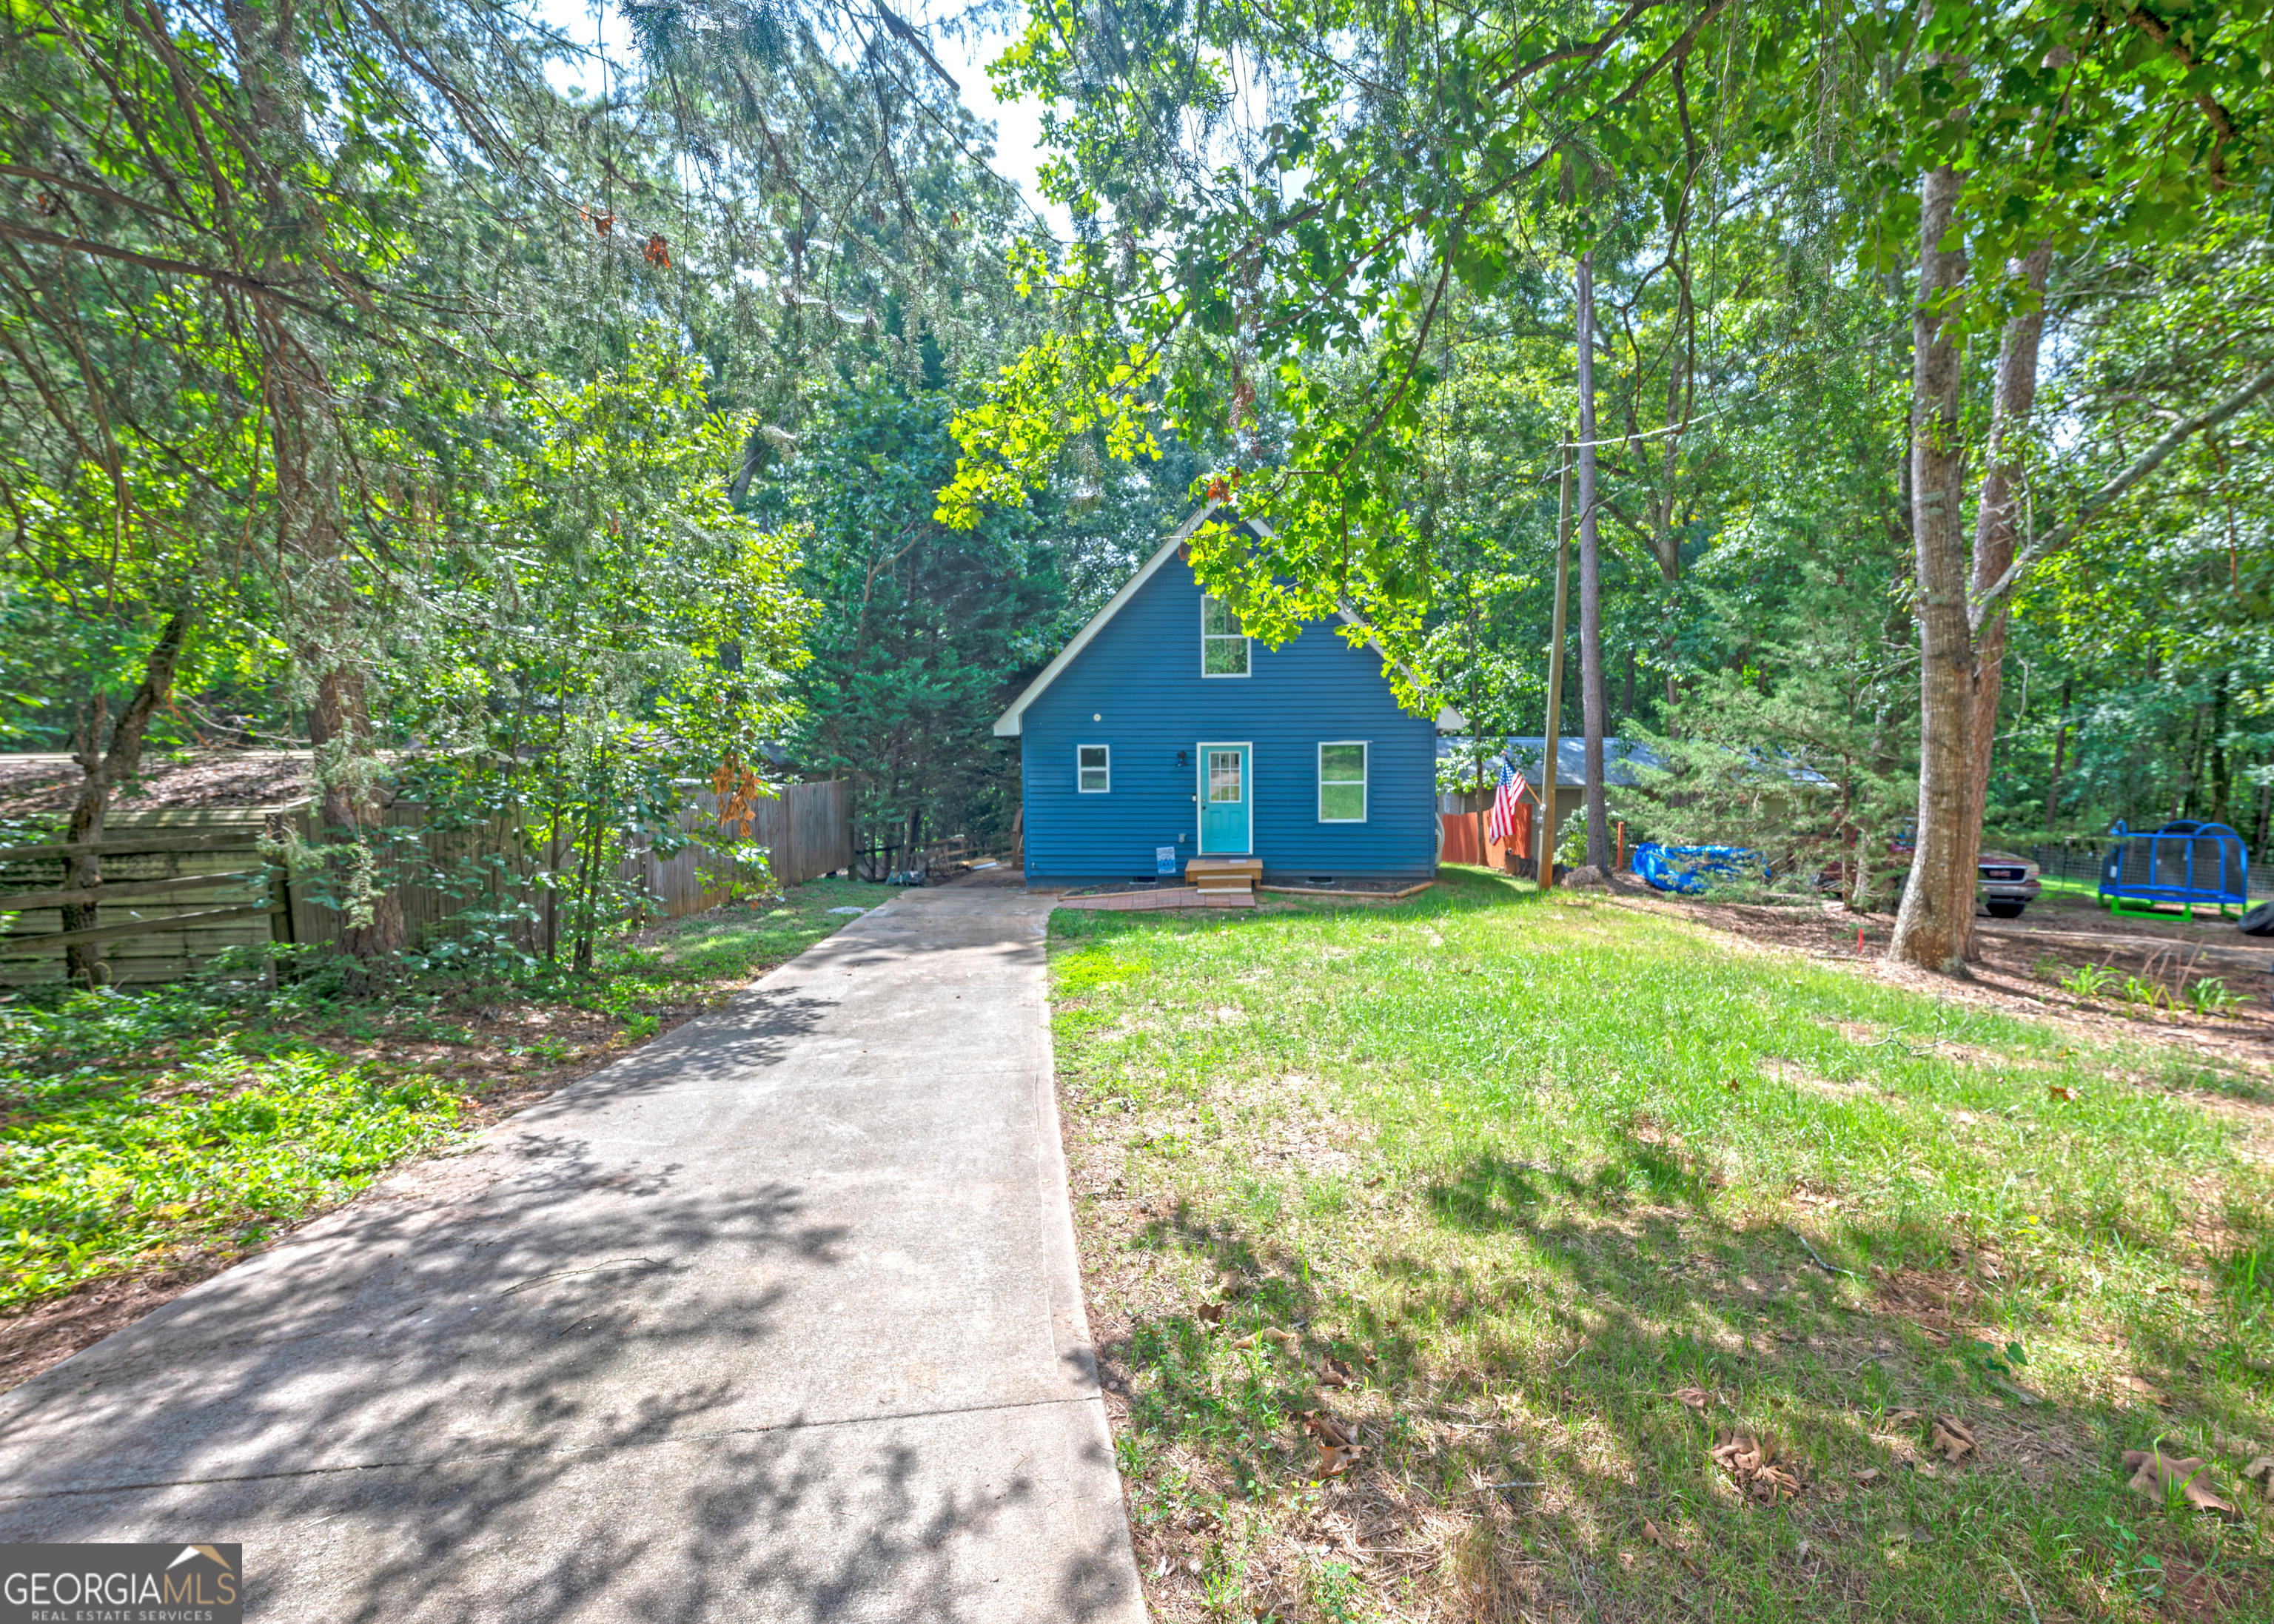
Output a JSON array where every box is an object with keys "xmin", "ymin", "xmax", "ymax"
[{"xmin": 0, "ymin": 879, "xmax": 1143, "ymax": 1623}]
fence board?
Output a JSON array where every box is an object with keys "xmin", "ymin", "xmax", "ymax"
[{"xmin": 0, "ymin": 780, "xmax": 851, "ymax": 984}]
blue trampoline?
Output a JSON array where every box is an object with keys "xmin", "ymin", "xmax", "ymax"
[{"xmin": 2098, "ymin": 819, "xmax": 2251, "ymax": 920}]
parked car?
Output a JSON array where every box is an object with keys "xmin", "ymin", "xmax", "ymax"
[
  {"xmin": 1974, "ymin": 850, "xmax": 2043, "ymax": 918},
  {"xmin": 1820, "ymin": 828, "xmax": 2042, "ymax": 917}
]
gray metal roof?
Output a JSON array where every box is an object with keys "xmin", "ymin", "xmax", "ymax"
[{"xmin": 1436, "ymin": 735, "xmax": 1663, "ymax": 789}]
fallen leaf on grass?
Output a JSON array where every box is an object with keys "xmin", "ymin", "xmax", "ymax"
[
  {"xmin": 2121, "ymin": 1374, "xmax": 2170, "ymax": 1407},
  {"xmin": 1929, "ymin": 1415, "xmax": 1976, "ymax": 1466},
  {"xmin": 2124, "ymin": 1449, "xmax": 2240, "ymax": 1520},
  {"xmin": 1709, "ymin": 1430, "xmax": 1804, "ymax": 1504},
  {"xmin": 1317, "ymin": 1358, "xmax": 1356, "ymax": 1389},
  {"xmin": 1263, "ymin": 1326, "xmax": 1298, "ymax": 1346},
  {"xmin": 1300, "ymin": 1412, "xmax": 1369, "ymax": 1478},
  {"xmin": 2047, "ymin": 1084, "xmax": 2076, "ymax": 1102},
  {"xmin": 1195, "ymin": 1302, "xmax": 1227, "ymax": 1326},
  {"xmin": 1855, "ymin": 1468, "xmax": 1882, "ymax": 1486},
  {"xmin": 1671, "ymin": 1386, "xmax": 1723, "ymax": 1413},
  {"xmin": 1301, "ymin": 1410, "xmax": 1356, "ymax": 1448},
  {"xmin": 1643, "ymin": 1517, "xmax": 1706, "ymax": 1577},
  {"xmin": 2244, "ymin": 1457, "xmax": 2274, "ymax": 1499}
]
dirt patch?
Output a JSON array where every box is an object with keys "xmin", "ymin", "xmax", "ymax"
[
  {"xmin": 0, "ymin": 750, "xmax": 314, "ymax": 815},
  {"xmin": 1872, "ymin": 1266, "xmax": 1996, "ymax": 1342},
  {"xmin": 2157, "ymin": 1549, "xmax": 2274, "ymax": 1623},
  {"xmin": 1771, "ymin": 1061, "xmax": 1871, "ymax": 1101},
  {"xmin": 0, "ymin": 1257, "xmax": 239, "ymax": 1390}
]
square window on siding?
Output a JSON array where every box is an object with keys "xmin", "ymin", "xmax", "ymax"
[
  {"xmin": 1318, "ymin": 742, "xmax": 1367, "ymax": 822},
  {"xmin": 1077, "ymin": 743, "xmax": 1111, "ymax": 793},
  {"xmin": 1201, "ymin": 597, "xmax": 1250, "ymax": 677}
]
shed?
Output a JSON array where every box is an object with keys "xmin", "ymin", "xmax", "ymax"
[{"xmin": 995, "ymin": 506, "xmax": 1458, "ymax": 887}]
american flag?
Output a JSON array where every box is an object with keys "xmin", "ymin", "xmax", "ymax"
[{"xmin": 1486, "ymin": 755, "xmax": 1529, "ymax": 848}]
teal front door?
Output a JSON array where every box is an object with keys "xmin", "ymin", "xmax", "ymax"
[{"xmin": 1198, "ymin": 742, "xmax": 1251, "ymax": 853}]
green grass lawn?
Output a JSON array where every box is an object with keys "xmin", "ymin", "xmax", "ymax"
[
  {"xmin": 0, "ymin": 876, "xmax": 892, "ymax": 1322},
  {"xmin": 1049, "ymin": 868, "xmax": 2274, "ymax": 1623}
]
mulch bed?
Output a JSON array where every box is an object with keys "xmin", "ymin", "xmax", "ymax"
[
  {"xmin": 0, "ymin": 751, "xmax": 312, "ymax": 816},
  {"xmin": 1600, "ymin": 885, "xmax": 2274, "ymax": 1084},
  {"xmin": 1059, "ymin": 887, "xmax": 1255, "ymax": 912}
]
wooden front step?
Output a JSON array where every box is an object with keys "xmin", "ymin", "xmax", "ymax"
[{"xmin": 1185, "ymin": 856, "xmax": 1263, "ymax": 893}]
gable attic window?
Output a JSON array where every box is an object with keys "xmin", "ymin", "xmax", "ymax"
[
  {"xmin": 1201, "ymin": 597, "xmax": 1250, "ymax": 677},
  {"xmin": 1077, "ymin": 743, "xmax": 1111, "ymax": 793}
]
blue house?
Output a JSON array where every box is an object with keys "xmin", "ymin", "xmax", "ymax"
[{"xmin": 994, "ymin": 506, "xmax": 1457, "ymax": 887}]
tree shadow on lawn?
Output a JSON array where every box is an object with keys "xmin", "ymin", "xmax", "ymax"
[
  {"xmin": 0, "ymin": 971, "xmax": 1140, "ymax": 1624},
  {"xmin": 1101, "ymin": 1135, "xmax": 2272, "ymax": 1623}
]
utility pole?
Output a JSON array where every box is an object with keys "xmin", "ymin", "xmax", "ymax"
[
  {"xmin": 1540, "ymin": 431, "xmax": 1573, "ymax": 892},
  {"xmin": 1577, "ymin": 250, "xmax": 1610, "ymax": 871}
]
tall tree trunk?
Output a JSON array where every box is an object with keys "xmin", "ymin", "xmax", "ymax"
[
  {"xmin": 1473, "ymin": 758, "xmax": 1487, "ymax": 870},
  {"xmin": 1540, "ymin": 438, "xmax": 1572, "ymax": 891},
  {"xmin": 2179, "ymin": 705, "xmax": 2205, "ymax": 819},
  {"xmin": 1648, "ymin": 250, "xmax": 1695, "ymax": 583},
  {"xmin": 306, "ymin": 658, "xmax": 406, "ymax": 968},
  {"xmin": 60, "ymin": 613, "xmax": 192, "ymax": 984},
  {"xmin": 1469, "ymin": 597, "xmax": 1487, "ymax": 866},
  {"xmin": 2210, "ymin": 668, "xmax": 2231, "ymax": 827},
  {"xmin": 229, "ymin": 0, "xmax": 402, "ymax": 975},
  {"xmin": 1889, "ymin": 163, "xmax": 1977, "ymax": 973},
  {"xmin": 2043, "ymin": 679, "xmax": 2072, "ymax": 837},
  {"xmin": 1576, "ymin": 252, "xmax": 1609, "ymax": 870},
  {"xmin": 1960, "ymin": 244, "xmax": 2054, "ymax": 856}
]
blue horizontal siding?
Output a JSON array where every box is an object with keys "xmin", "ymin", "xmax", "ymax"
[{"xmin": 1021, "ymin": 556, "xmax": 1437, "ymax": 882}]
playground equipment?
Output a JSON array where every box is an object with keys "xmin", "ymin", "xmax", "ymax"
[{"xmin": 2097, "ymin": 819, "xmax": 2251, "ymax": 920}]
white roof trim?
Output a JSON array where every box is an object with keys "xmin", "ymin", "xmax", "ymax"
[
  {"xmin": 992, "ymin": 503, "xmax": 1222, "ymax": 736},
  {"xmin": 991, "ymin": 503, "xmax": 1467, "ymax": 737}
]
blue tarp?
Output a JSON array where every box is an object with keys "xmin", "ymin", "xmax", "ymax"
[{"xmin": 1631, "ymin": 842, "xmax": 1769, "ymax": 896}]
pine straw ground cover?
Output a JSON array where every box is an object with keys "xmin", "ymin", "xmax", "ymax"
[
  {"xmin": 1048, "ymin": 868, "xmax": 2274, "ymax": 1623},
  {"xmin": 0, "ymin": 876, "xmax": 891, "ymax": 1388}
]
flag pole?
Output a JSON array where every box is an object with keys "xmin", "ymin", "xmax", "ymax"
[{"xmin": 1541, "ymin": 429, "xmax": 1574, "ymax": 892}]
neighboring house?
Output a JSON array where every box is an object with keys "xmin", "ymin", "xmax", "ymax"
[
  {"xmin": 1438, "ymin": 735, "xmax": 1666, "ymax": 837},
  {"xmin": 994, "ymin": 506, "xmax": 1459, "ymax": 887}
]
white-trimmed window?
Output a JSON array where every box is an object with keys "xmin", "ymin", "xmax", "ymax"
[
  {"xmin": 1201, "ymin": 597, "xmax": 1250, "ymax": 677},
  {"xmin": 1077, "ymin": 743, "xmax": 1111, "ymax": 793},
  {"xmin": 1318, "ymin": 742, "xmax": 1368, "ymax": 822}
]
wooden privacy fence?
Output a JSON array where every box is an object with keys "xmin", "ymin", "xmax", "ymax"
[
  {"xmin": 0, "ymin": 780, "xmax": 853, "ymax": 987},
  {"xmin": 0, "ymin": 813, "xmax": 290, "ymax": 987},
  {"xmin": 625, "ymin": 776, "xmax": 854, "ymax": 917}
]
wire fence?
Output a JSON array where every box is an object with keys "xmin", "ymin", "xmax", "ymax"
[{"xmin": 2022, "ymin": 842, "xmax": 2274, "ymax": 901}]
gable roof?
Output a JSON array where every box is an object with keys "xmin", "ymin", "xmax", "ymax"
[
  {"xmin": 992, "ymin": 504, "xmax": 1464, "ymax": 737},
  {"xmin": 992, "ymin": 505, "xmax": 1223, "ymax": 738}
]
